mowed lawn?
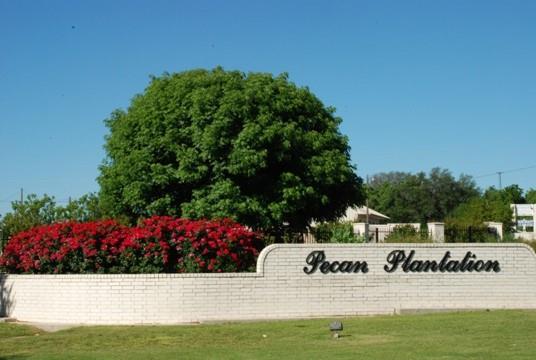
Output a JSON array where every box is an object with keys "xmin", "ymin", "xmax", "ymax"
[{"xmin": 1, "ymin": 310, "xmax": 535, "ymax": 359}]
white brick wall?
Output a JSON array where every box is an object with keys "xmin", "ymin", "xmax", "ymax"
[{"xmin": 1, "ymin": 243, "xmax": 535, "ymax": 324}]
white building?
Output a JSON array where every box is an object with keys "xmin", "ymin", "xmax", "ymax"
[{"xmin": 511, "ymin": 204, "xmax": 536, "ymax": 241}]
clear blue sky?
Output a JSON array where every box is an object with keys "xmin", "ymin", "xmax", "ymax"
[{"xmin": 1, "ymin": 0, "xmax": 535, "ymax": 215}]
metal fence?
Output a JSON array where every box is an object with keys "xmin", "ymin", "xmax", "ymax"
[
  {"xmin": 367, "ymin": 226, "xmax": 431, "ymax": 243},
  {"xmin": 445, "ymin": 226, "xmax": 499, "ymax": 243},
  {"xmin": 304, "ymin": 224, "xmax": 431, "ymax": 244}
]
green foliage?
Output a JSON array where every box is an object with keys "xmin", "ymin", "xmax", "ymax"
[
  {"xmin": 56, "ymin": 193, "xmax": 105, "ymax": 223},
  {"xmin": 312, "ymin": 222, "xmax": 364, "ymax": 243},
  {"xmin": 526, "ymin": 189, "xmax": 536, "ymax": 204},
  {"xmin": 384, "ymin": 224, "xmax": 431, "ymax": 243},
  {"xmin": 446, "ymin": 186, "xmax": 515, "ymax": 230},
  {"xmin": 98, "ymin": 68, "xmax": 365, "ymax": 236},
  {"xmin": 446, "ymin": 198, "xmax": 505, "ymax": 227},
  {"xmin": 0, "ymin": 194, "xmax": 57, "ymax": 244},
  {"xmin": 490, "ymin": 184, "xmax": 525, "ymax": 204},
  {"xmin": 0, "ymin": 193, "xmax": 104, "ymax": 250},
  {"xmin": 367, "ymin": 168, "xmax": 479, "ymax": 223},
  {"xmin": 444, "ymin": 224, "xmax": 500, "ymax": 243}
]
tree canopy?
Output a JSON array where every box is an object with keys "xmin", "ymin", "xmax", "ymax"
[
  {"xmin": 98, "ymin": 68, "xmax": 364, "ymax": 235},
  {"xmin": 525, "ymin": 188, "xmax": 536, "ymax": 204},
  {"xmin": 367, "ymin": 168, "xmax": 479, "ymax": 223},
  {"xmin": 445, "ymin": 185, "xmax": 536, "ymax": 230},
  {"xmin": 445, "ymin": 185, "xmax": 522, "ymax": 228}
]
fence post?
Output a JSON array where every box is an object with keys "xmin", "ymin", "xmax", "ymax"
[
  {"xmin": 375, "ymin": 228, "xmax": 379, "ymax": 243},
  {"xmin": 468, "ymin": 226, "xmax": 473, "ymax": 242},
  {"xmin": 427, "ymin": 222, "xmax": 445, "ymax": 243},
  {"xmin": 484, "ymin": 222, "xmax": 503, "ymax": 241}
]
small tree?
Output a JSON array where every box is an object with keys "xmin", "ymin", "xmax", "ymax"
[
  {"xmin": 525, "ymin": 189, "xmax": 536, "ymax": 204},
  {"xmin": 56, "ymin": 193, "xmax": 105, "ymax": 222},
  {"xmin": 0, "ymin": 194, "xmax": 58, "ymax": 245},
  {"xmin": 446, "ymin": 186, "xmax": 516, "ymax": 230},
  {"xmin": 0, "ymin": 193, "xmax": 103, "ymax": 251}
]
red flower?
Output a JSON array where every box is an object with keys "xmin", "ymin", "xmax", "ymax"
[{"xmin": 0, "ymin": 216, "xmax": 264, "ymax": 274}]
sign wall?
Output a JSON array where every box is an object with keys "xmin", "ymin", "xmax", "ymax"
[{"xmin": 1, "ymin": 243, "xmax": 535, "ymax": 324}]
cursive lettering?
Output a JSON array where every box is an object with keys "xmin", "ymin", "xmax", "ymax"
[
  {"xmin": 384, "ymin": 250, "xmax": 500, "ymax": 273},
  {"xmin": 303, "ymin": 251, "xmax": 369, "ymax": 274}
]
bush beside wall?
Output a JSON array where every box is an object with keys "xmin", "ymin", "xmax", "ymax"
[{"xmin": 0, "ymin": 216, "xmax": 264, "ymax": 274}]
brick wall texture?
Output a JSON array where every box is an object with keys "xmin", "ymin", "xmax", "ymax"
[{"xmin": 1, "ymin": 243, "xmax": 535, "ymax": 324}]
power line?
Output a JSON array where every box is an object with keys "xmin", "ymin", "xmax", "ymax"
[
  {"xmin": 0, "ymin": 191, "xmax": 21, "ymax": 203},
  {"xmin": 475, "ymin": 165, "xmax": 536, "ymax": 179},
  {"xmin": 474, "ymin": 164, "xmax": 536, "ymax": 190},
  {"xmin": 0, "ymin": 199, "xmax": 72, "ymax": 203}
]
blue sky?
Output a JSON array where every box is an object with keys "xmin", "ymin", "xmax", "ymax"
[{"xmin": 1, "ymin": 0, "xmax": 535, "ymax": 215}]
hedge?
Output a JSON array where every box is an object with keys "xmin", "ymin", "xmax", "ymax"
[{"xmin": 0, "ymin": 216, "xmax": 264, "ymax": 274}]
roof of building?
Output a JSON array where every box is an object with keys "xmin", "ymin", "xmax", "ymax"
[{"xmin": 340, "ymin": 206, "xmax": 390, "ymax": 222}]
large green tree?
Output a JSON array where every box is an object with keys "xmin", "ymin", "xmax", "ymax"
[
  {"xmin": 367, "ymin": 168, "xmax": 479, "ymax": 223},
  {"xmin": 98, "ymin": 68, "xmax": 364, "ymax": 236}
]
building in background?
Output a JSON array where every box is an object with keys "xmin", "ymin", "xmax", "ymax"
[{"xmin": 511, "ymin": 204, "xmax": 536, "ymax": 241}]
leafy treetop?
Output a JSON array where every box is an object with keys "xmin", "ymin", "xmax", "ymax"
[
  {"xmin": 367, "ymin": 168, "xmax": 479, "ymax": 223},
  {"xmin": 445, "ymin": 185, "xmax": 522, "ymax": 229},
  {"xmin": 98, "ymin": 68, "xmax": 364, "ymax": 236},
  {"xmin": 0, "ymin": 193, "xmax": 103, "ymax": 248}
]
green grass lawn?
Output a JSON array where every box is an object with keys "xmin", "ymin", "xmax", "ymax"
[{"xmin": 1, "ymin": 310, "xmax": 535, "ymax": 359}]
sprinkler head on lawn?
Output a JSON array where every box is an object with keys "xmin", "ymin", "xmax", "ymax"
[{"xmin": 329, "ymin": 321, "xmax": 343, "ymax": 339}]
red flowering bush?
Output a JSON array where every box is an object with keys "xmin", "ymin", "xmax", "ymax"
[{"xmin": 0, "ymin": 217, "xmax": 264, "ymax": 274}]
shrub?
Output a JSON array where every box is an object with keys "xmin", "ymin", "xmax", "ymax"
[
  {"xmin": 444, "ymin": 224, "xmax": 500, "ymax": 243},
  {"xmin": 138, "ymin": 217, "xmax": 263, "ymax": 273},
  {"xmin": 312, "ymin": 222, "xmax": 364, "ymax": 243},
  {"xmin": 0, "ymin": 216, "xmax": 264, "ymax": 274},
  {"xmin": 384, "ymin": 224, "xmax": 431, "ymax": 243}
]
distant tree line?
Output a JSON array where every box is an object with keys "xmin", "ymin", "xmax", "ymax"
[
  {"xmin": 367, "ymin": 168, "xmax": 479, "ymax": 224},
  {"xmin": 2, "ymin": 170, "xmax": 535, "ymax": 250},
  {"xmin": 367, "ymin": 168, "xmax": 536, "ymax": 231}
]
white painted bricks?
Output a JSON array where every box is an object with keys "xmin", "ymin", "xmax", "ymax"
[{"xmin": 1, "ymin": 243, "xmax": 535, "ymax": 324}]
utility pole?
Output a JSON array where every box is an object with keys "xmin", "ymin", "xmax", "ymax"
[
  {"xmin": 497, "ymin": 172, "xmax": 502, "ymax": 190},
  {"xmin": 365, "ymin": 175, "xmax": 370, "ymax": 242},
  {"xmin": 20, "ymin": 187, "xmax": 24, "ymax": 203}
]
